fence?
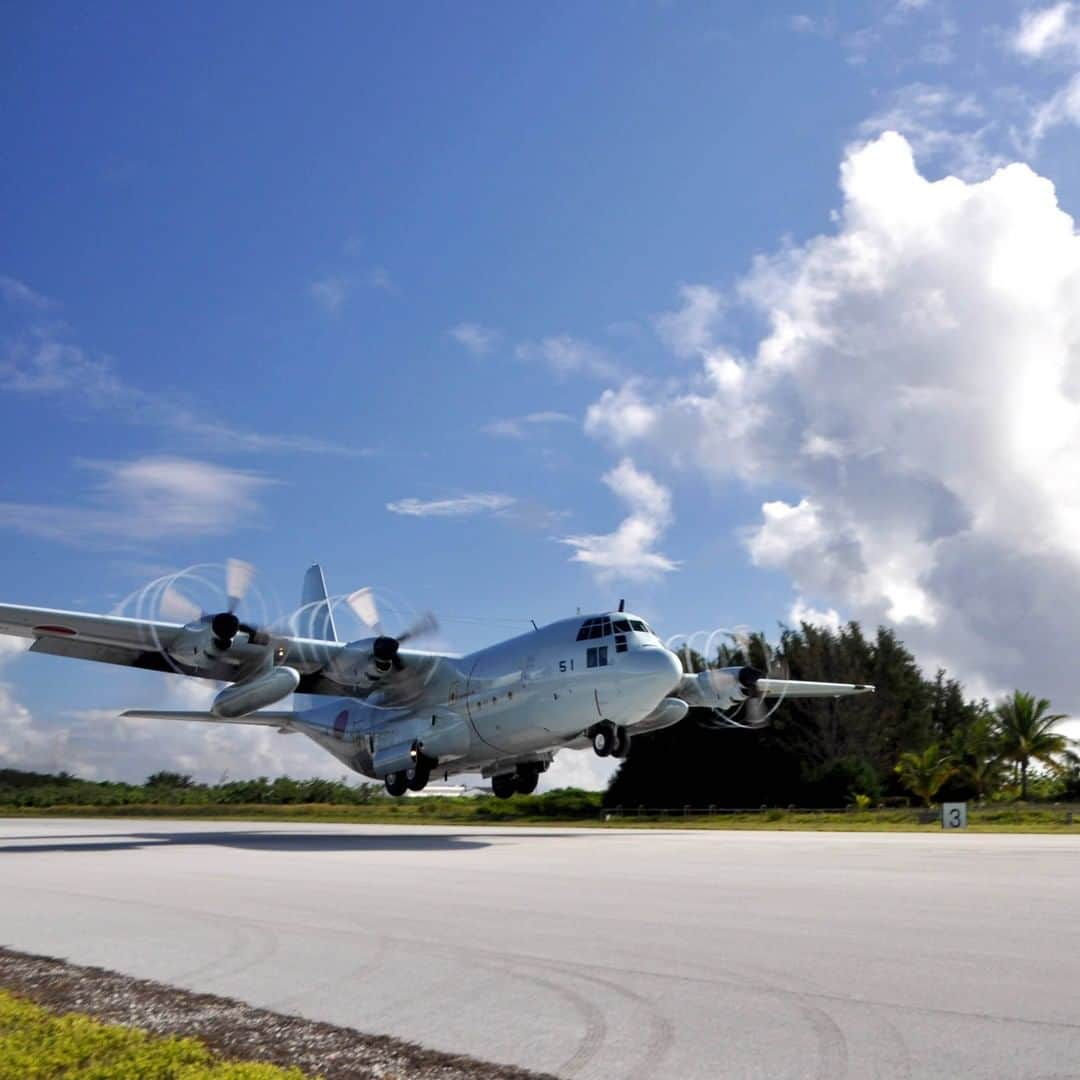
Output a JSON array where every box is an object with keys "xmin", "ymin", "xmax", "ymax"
[{"xmin": 600, "ymin": 803, "xmax": 1080, "ymax": 824}]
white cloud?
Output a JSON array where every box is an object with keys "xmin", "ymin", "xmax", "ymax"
[
  {"xmin": 0, "ymin": 321, "xmax": 366, "ymax": 457},
  {"xmin": 788, "ymin": 598, "xmax": 843, "ymax": 633},
  {"xmin": 386, "ymin": 493, "xmax": 516, "ymax": 517},
  {"xmin": 0, "ymin": 276, "xmax": 56, "ymax": 310},
  {"xmin": 367, "ymin": 265, "xmax": 396, "ymax": 293},
  {"xmin": 1013, "ymin": 3, "xmax": 1080, "ymax": 58},
  {"xmin": 584, "ymin": 131, "xmax": 1080, "ymax": 714},
  {"xmin": 448, "ymin": 322, "xmax": 501, "ymax": 356},
  {"xmin": 859, "ymin": 85, "xmax": 1000, "ymax": 180},
  {"xmin": 514, "ymin": 336, "xmax": 621, "ymax": 380},
  {"xmin": 654, "ymin": 284, "xmax": 724, "ymax": 358},
  {"xmin": 1031, "ymin": 71, "xmax": 1080, "ymax": 141},
  {"xmin": 541, "ymin": 749, "xmax": 618, "ymax": 792},
  {"xmin": 483, "ymin": 411, "xmax": 574, "ymax": 438},
  {"xmin": 560, "ymin": 459, "xmax": 678, "ymax": 583},
  {"xmin": 0, "ymin": 456, "xmax": 276, "ymax": 544},
  {"xmin": 310, "ymin": 276, "xmax": 349, "ymax": 312},
  {"xmin": 788, "ymin": 14, "xmax": 833, "ymax": 36}
]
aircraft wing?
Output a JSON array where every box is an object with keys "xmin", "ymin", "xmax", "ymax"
[
  {"xmin": 677, "ymin": 668, "xmax": 875, "ymax": 710},
  {"xmin": 0, "ymin": 600, "xmax": 449, "ymax": 704},
  {"xmin": 756, "ymin": 678, "xmax": 875, "ymax": 698},
  {"xmin": 0, "ymin": 603, "xmax": 207, "ymax": 675}
]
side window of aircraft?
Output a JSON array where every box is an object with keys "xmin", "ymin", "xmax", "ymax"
[
  {"xmin": 586, "ymin": 646, "xmax": 609, "ymax": 668},
  {"xmin": 576, "ymin": 618, "xmax": 598, "ymax": 642},
  {"xmin": 601, "ymin": 617, "xmax": 612, "ymax": 636},
  {"xmin": 613, "ymin": 619, "xmax": 631, "ymax": 633},
  {"xmin": 629, "ymin": 619, "xmax": 648, "ymax": 632},
  {"xmin": 615, "ymin": 634, "xmax": 628, "ymax": 654}
]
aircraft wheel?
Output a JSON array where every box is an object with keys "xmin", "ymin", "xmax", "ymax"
[
  {"xmin": 405, "ymin": 760, "xmax": 431, "ymax": 792},
  {"xmin": 591, "ymin": 722, "xmax": 617, "ymax": 757},
  {"xmin": 515, "ymin": 768, "xmax": 540, "ymax": 795},
  {"xmin": 384, "ymin": 771, "xmax": 408, "ymax": 797},
  {"xmin": 491, "ymin": 773, "xmax": 517, "ymax": 799},
  {"xmin": 612, "ymin": 727, "xmax": 632, "ymax": 759}
]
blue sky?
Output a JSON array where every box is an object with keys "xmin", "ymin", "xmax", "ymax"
[{"xmin": 4, "ymin": 1, "xmax": 1080, "ymax": 785}]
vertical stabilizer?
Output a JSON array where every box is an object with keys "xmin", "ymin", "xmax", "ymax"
[{"xmin": 301, "ymin": 563, "xmax": 338, "ymax": 643}]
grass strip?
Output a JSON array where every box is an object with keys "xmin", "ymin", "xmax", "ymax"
[
  {"xmin": 0, "ymin": 990, "xmax": 310, "ymax": 1079},
  {"xmin": 2, "ymin": 801, "xmax": 1080, "ymax": 831},
  {"xmin": 0, "ymin": 948, "xmax": 554, "ymax": 1080}
]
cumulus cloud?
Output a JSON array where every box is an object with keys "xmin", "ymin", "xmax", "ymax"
[
  {"xmin": 560, "ymin": 459, "xmax": 678, "ymax": 582},
  {"xmin": 387, "ymin": 493, "xmax": 516, "ymax": 517},
  {"xmin": 0, "ymin": 456, "xmax": 276, "ymax": 544},
  {"xmin": 448, "ymin": 322, "xmax": 501, "ymax": 356},
  {"xmin": 858, "ymin": 84, "xmax": 1000, "ymax": 180},
  {"xmin": 585, "ymin": 131, "xmax": 1080, "ymax": 712},
  {"xmin": 654, "ymin": 285, "xmax": 725, "ymax": 358}
]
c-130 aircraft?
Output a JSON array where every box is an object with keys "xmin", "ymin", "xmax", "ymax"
[{"xmin": 0, "ymin": 562, "xmax": 874, "ymax": 797}]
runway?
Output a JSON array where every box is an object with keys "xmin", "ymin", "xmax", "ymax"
[{"xmin": 2, "ymin": 820, "xmax": 1079, "ymax": 1080}]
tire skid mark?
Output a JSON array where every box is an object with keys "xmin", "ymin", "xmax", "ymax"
[
  {"xmin": 175, "ymin": 920, "xmax": 280, "ymax": 989},
  {"xmin": 527, "ymin": 957, "xmax": 676, "ymax": 1080},
  {"xmin": 471, "ymin": 954, "xmax": 607, "ymax": 1076}
]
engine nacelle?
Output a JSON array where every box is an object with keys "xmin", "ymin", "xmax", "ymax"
[
  {"xmin": 325, "ymin": 638, "xmax": 388, "ymax": 686},
  {"xmin": 678, "ymin": 666, "xmax": 761, "ymax": 710},
  {"xmin": 212, "ymin": 665, "xmax": 300, "ymax": 719}
]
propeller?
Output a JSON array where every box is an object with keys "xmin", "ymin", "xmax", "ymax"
[
  {"xmin": 345, "ymin": 587, "xmax": 438, "ymax": 672},
  {"xmin": 148, "ymin": 559, "xmax": 266, "ymax": 652},
  {"xmin": 696, "ymin": 630, "xmax": 790, "ymax": 730}
]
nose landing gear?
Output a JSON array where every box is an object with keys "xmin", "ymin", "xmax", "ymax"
[{"xmin": 590, "ymin": 721, "xmax": 630, "ymax": 758}]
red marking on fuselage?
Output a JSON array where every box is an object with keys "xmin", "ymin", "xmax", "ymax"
[
  {"xmin": 333, "ymin": 710, "xmax": 349, "ymax": 736},
  {"xmin": 34, "ymin": 624, "xmax": 77, "ymax": 636}
]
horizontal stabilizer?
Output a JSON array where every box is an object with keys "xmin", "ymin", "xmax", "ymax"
[{"xmin": 121, "ymin": 709, "xmax": 296, "ymax": 727}]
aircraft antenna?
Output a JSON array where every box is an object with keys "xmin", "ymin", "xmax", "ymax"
[
  {"xmin": 618, "ymin": 598, "xmax": 625, "ymax": 612},
  {"xmin": 531, "ymin": 619, "xmax": 539, "ymax": 631}
]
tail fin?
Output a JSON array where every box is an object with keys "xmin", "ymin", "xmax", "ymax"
[{"xmin": 300, "ymin": 563, "xmax": 338, "ymax": 643}]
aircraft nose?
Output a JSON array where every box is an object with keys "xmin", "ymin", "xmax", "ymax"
[{"xmin": 621, "ymin": 646, "xmax": 683, "ymax": 695}]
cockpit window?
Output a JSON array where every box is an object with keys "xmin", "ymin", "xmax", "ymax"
[
  {"xmin": 576, "ymin": 616, "xmax": 615, "ymax": 641},
  {"xmin": 629, "ymin": 619, "xmax": 649, "ymax": 632},
  {"xmin": 613, "ymin": 618, "xmax": 631, "ymax": 633}
]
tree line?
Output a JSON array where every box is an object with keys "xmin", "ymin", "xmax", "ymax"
[
  {"xmin": 606, "ymin": 622, "xmax": 1077, "ymax": 809},
  {"xmin": 2, "ymin": 621, "xmax": 1074, "ymax": 810}
]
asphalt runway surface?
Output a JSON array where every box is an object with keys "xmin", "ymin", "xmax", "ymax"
[{"xmin": 2, "ymin": 821, "xmax": 1079, "ymax": 1080}]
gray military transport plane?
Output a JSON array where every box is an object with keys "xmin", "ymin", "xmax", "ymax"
[{"xmin": 0, "ymin": 562, "xmax": 874, "ymax": 797}]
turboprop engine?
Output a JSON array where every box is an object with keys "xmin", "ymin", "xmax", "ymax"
[
  {"xmin": 211, "ymin": 666, "xmax": 300, "ymax": 719},
  {"xmin": 679, "ymin": 666, "xmax": 762, "ymax": 711}
]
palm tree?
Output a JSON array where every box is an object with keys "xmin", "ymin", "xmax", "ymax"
[
  {"xmin": 950, "ymin": 714, "xmax": 1005, "ymax": 800},
  {"xmin": 993, "ymin": 691, "xmax": 1071, "ymax": 801},
  {"xmin": 895, "ymin": 744, "xmax": 955, "ymax": 807}
]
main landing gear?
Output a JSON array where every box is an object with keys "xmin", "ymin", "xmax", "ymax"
[
  {"xmin": 491, "ymin": 764, "xmax": 542, "ymax": 799},
  {"xmin": 590, "ymin": 721, "xmax": 631, "ymax": 759},
  {"xmin": 384, "ymin": 754, "xmax": 432, "ymax": 797}
]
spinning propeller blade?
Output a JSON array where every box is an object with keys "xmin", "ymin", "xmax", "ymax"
[
  {"xmin": 226, "ymin": 558, "xmax": 255, "ymax": 614},
  {"xmin": 161, "ymin": 585, "xmax": 202, "ymax": 624}
]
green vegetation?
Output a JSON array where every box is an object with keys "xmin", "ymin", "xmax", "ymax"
[
  {"xmin": 3, "ymin": 624, "xmax": 1077, "ymax": 828},
  {"xmin": 894, "ymin": 743, "xmax": 955, "ymax": 806},
  {"xmin": 0, "ymin": 991, "xmax": 312, "ymax": 1079},
  {"xmin": 607, "ymin": 621, "xmax": 1078, "ymax": 812},
  {"xmin": 992, "ymin": 691, "xmax": 1072, "ymax": 800}
]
